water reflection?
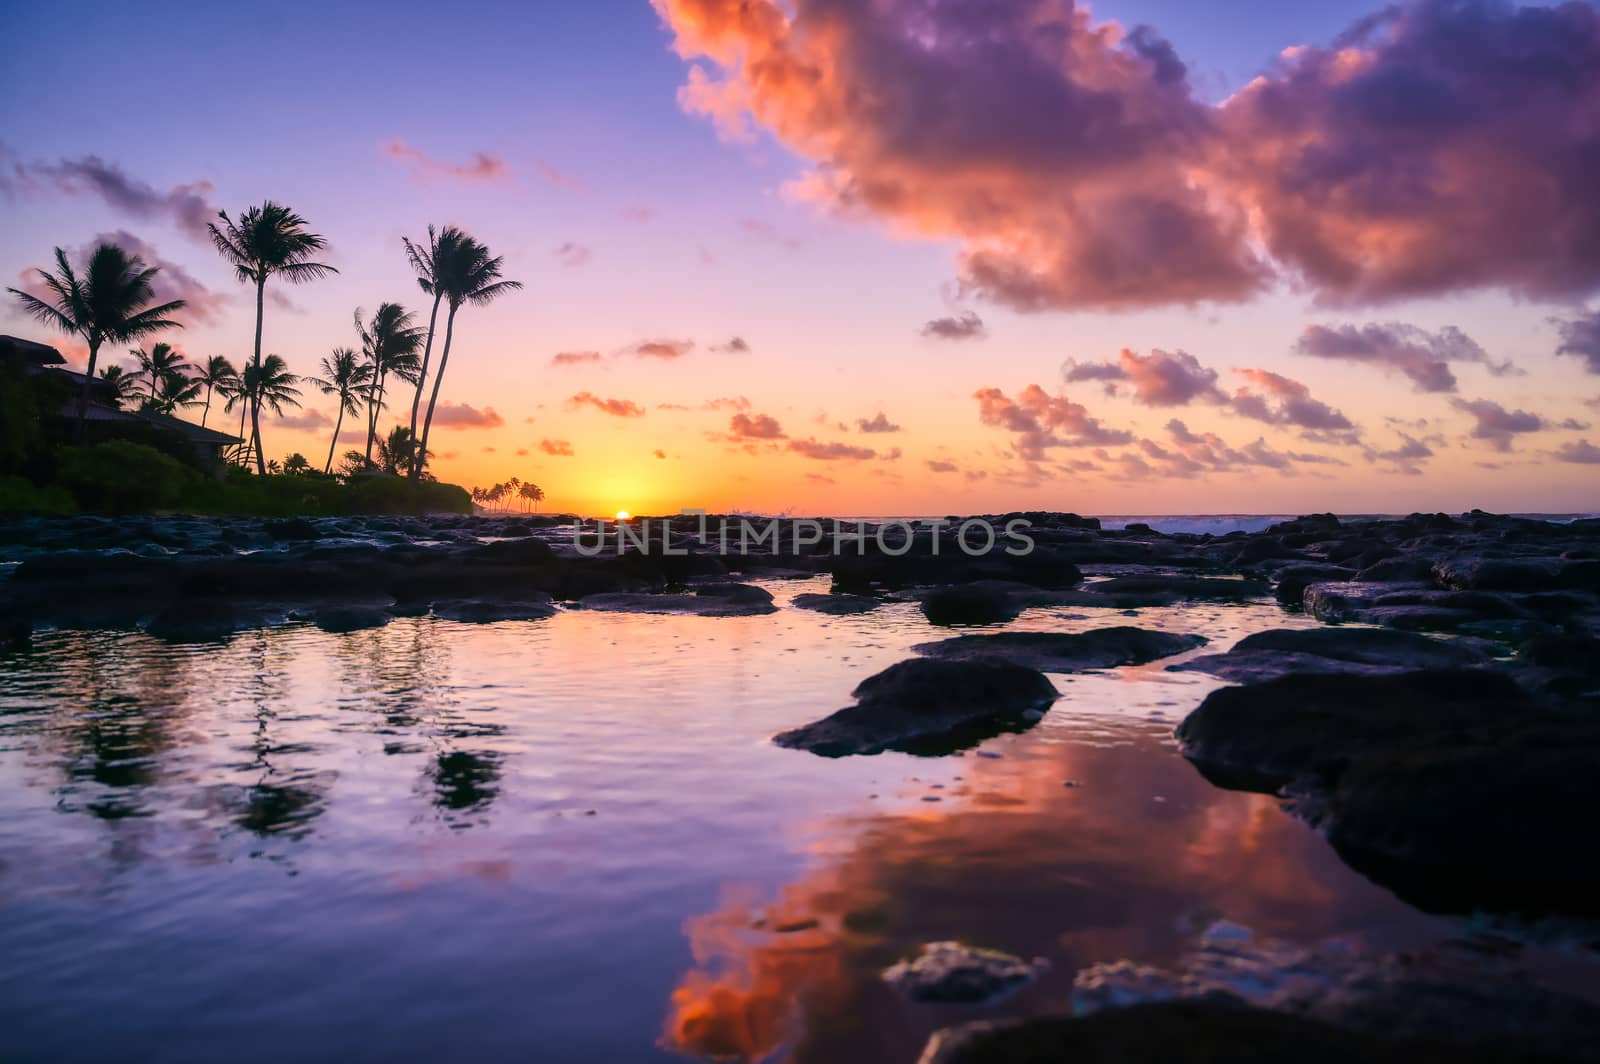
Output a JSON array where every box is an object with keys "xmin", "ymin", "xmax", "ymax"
[{"xmin": 664, "ymin": 731, "xmax": 1451, "ymax": 1063}]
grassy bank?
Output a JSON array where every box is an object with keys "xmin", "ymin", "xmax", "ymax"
[{"xmin": 1, "ymin": 441, "xmax": 472, "ymax": 516}]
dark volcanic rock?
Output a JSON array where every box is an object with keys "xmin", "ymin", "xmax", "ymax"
[
  {"xmin": 791, "ymin": 592, "xmax": 882, "ymax": 615},
  {"xmin": 1272, "ymin": 563, "xmax": 1356, "ymax": 606},
  {"xmin": 920, "ymin": 583, "xmax": 1023, "ymax": 625},
  {"xmin": 313, "ymin": 604, "xmax": 393, "ymax": 633},
  {"xmin": 1177, "ymin": 670, "xmax": 1600, "ymax": 914},
  {"xmin": 1178, "ymin": 627, "xmax": 1496, "ymax": 683},
  {"xmin": 144, "ymin": 599, "xmax": 257, "ymax": 643},
  {"xmin": 576, "ymin": 585, "xmax": 776, "ymax": 616},
  {"xmin": 1086, "ymin": 574, "xmax": 1270, "ymax": 605},
  {"xmin": 916, "ymin": 627, "xmax": 1205, "ymax": 672},
  {"xmin": 432, "ymin": 597, "xmax": 559, "ymax": 623},
  {"xmin": 773, "ymin": 657, "xmax": 1058, "ymax": 756}
]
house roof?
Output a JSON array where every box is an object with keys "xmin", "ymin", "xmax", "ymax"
[
  {"xmin": 0, "ymin": 335, "xmax": 66, "ymax": 365},
  {"xmin": 134, "ymin": 408, "xmax": 242, "ymax": 446}
]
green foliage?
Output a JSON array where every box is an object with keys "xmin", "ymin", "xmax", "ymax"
[
  {"xmin": 58, "ymin": 440, "xmax": 196, "ymax": 512},
  {"xmin": 171, "ymin": 468, "xmax": 470, "ymax": 516},
  {"xmin": 0, "ymin": 475, "xmax": 75, "ymax": 514}
]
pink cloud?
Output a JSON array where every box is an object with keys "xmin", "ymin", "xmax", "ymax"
[
  {"xmin": 381, "ymin": 140, "xmax": 509, "ymax": 181},
  {"xmin": 568, "ymin": 391, "xmax": 645, "ymax": 418},
  {"xmin": 430, "ymin": 402, "xmax": 505, "ymax": 428}
]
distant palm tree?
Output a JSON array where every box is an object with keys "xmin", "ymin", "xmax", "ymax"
[
  {"xmin": 194, "ymin": 355, "xmax": 238, "ymax": 428},
  {"xmin": 97, "ymin": 364, "xmax": 138, "ymax": 409},
  {"xmin": 412, "ymin": 234, "xmax": 521, "ymax": 478},
  {"xmin": 7, "ymin": 243, "xmax": 187, "ymax": 435},
  {"xmin": 308, "ymin": 346, "xmax": 372, "ymax": 474},
  {"xmin": 282, "ymin": 453, "xmax": 310, "ymax": 475},
  {"xmin": 374, "ymin": 425, "xmax": 429, "ymax": 476},
  {"xmin": 130, "ymin": 341, "xmax": 189, "ymax": 406},
  {"xmin": 152, "ymin": 363, "xmax": 202, "ymax": 415},
  {"xmin": 520, "ymin": 482, "xmax": 545, "ymax": 513},
  {"xmin": 208, "ymin": 202, "xmax": 336, "ymax": 472},
  {"xmin": 238, "ymin": 354, "xmax": 302, "ymax": 471},
  {"xmin": 266, "ymin": 458, "xmax": 283, "ymax": 475},
  {"xmin": 401, "ymin": 224, "xmax": 463, "ymax": 447},
  {"xmin": 355, "ymin": 303, "xmax": 425, "ymax": 464}
]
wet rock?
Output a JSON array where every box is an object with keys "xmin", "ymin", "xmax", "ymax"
[
  {"xmin": 773, "ymin": 657, "xmax": 1058, "ymax": 756},
  {"xmin": 432, "ymin": 597, "xmax": 558, "ymax": 623},
  {"xmin": 1433, "ymin": 557, "xmax": 1563, "ymax": 592},
  {"xmin": 1301, "ymin": 580, "xmax": 1424, "ymax": 622},
  {"xmin": 1356, "ymin": 556, "xmax": 1438, "ymax": 583},
  {"xmin": 144, "ymin": 599, "xmax": 255, "ymax": 643},
  {"xmin": 1178, "ymin": 627, "xmax": 1495, "ymax": 683},
  {"xmin": 264, "ymin": 517, "xmax": 323, "ymax": 541},
  {"xmin": 313, "ymin": 604, "xmax": 393, "ymax": 633},
  {"xmin": 791, "ymin": 592, "xmax": 882, "ymax": 615},
  {"xmin": 576, "ymin": 585, "xmax": 777, "ymax": 616},
  {"xmin": 1, "ymin": 614, "xmax": 34, "ymax": 652},
  {"xmin": 882, "ymin": 942, "xmax": 1048, "ymax": 1004},
  {"xmin": 1272, "ymin": 564, "xmax": 1355, "ymax": 606},
  {"xmin": 1086, "ymin": 574, "xmax": 1270, "ymax": 606},
  {"xmin": 921, "ymin": 583, "xmax": 1023, "ymax": 625},
  {"xmin": 916, "ymin": 627, "xmax": 1206, "ymax": 672},
  {"xmin": 1178, "ymin": 670, "xmax": 1600, "ymax": 914}
]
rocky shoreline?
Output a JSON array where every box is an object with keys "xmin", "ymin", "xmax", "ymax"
[{"xmin": 3, "ymin": 508, "xmax": 1598, "ymax": 1058}]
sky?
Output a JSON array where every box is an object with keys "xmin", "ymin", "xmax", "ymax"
[{"xmin": 2, "ymin": 0, "xmax": 1598, "ymax": 516}]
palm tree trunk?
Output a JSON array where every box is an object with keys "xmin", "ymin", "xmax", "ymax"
[
  {"xmin": 413, "ymin": 304, "xmax": 457, "ymax": 481},
  {"xmin": 364, "ymin": 371, "xmax": 387, "ymax": 464},
  {"xmin": 325, "ymin": 400, "xmax": 345, "ymax": 475},
  {"xmin": 251, "ymin": 277, "xmax": 267, "ymax": 475},
  {"xmin": 409, "ymin": 290, "xmax": 444, "ymax": 459},
  {"xmin": 251, "ymin": 402, "xmax": 266, "ymax": 476},
  {"xmin": 201, "ymin": 385, "xmax": 212, "ymax": 428},
  {"xmin": 74, "ymin": 338, "xmax": 101, "ymax": 441}
]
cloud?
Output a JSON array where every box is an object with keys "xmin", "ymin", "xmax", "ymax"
[
  {"xmin": 653, "ymin": 0, "xmax": 1264, "ymax": 311},
  {"xmin": 536, "ymin": 161, "xmax": 581, "ymax": 189},
  {"xmin": 33, "ymin": 231, "xmax": 231, "ymax": 325},
  {"xmin": 381, "ymin": 140, "xmax": 508, "ymax": 181},
  {"xmin": 1064, "ymin": 348, "xmax": 1223, "ymax": 407},
  {"xmin": 554, "ymin": 241, "xmax": 592, "ymax": 267},
  {"xmin": 568, "ymin": 391, "xmax": 646, "ymax": 418},
  {"xmin": 621, "ymin": 206, "xmax": 656, "ymax": 223},
  {"xmin": 713, "ymin": 337, "xmax": 750, "ymax": 353},
  {"xmin": 856, "ymin": 412, "xmax": 901, "ymax": 434},
  {"xmin": 729, "ymin": 412, "xmax": 785, "ymax": 439},
  {"xmin": 0, "ymin": 151, "xmax": 217, "ymax": 241},
  {"xmin": 274, "ymin": 408, "xmax": 331, "ymax": 430},
  {"xmin": 703, "ymin": 396, "xmax": 752, "ymax": 412},
  {"xmin": 629, "ymin": 338, "xmax": 695, "ymax": 359},
  {"xmin": 787, "ymin": 438, "xmax": 877, "ymax": 461},
  {"xmin": 539, "ymin": 439, "xmax": 575, "ymax": 456},
  {"xmin": 1555, "ymin": 310, "xmax": 1600, "ymax": 374},
  {"xmin": 926, "ymin": 459, "xmax": 959, "ymax": 473},
  {"xmin": 1219, "ymin": 0, "xmax": 1600, "ymax": 305},
  {"xmin": 1294, "ymin": 323, "xmax": 1510, "ymax": 393},
  {"xmin": 551, "ymin": 350, "xmax": 603, "ymax": 366},
  {"xmin": 1365, "ymin": 433, "xmax": 1436, "ymax": 476},
  {"xmin": 1554, "ymin": 439, "xmax": 1600, "ymax": 464},
  {"xmin": 654, "ymin": 449, "xmax": 668, "ymax": 459},
  {"xmin": 1228, "ymin": 368, "xmax": 1355, "ymax": 435},
  {"xmin": 921, "ymin": 312, "xmax": 986, "ymax": 341},
  {"xmin": 737, "ymin": 217, "xmax": 802, "ymax": 249},
  {"xmin": 430, "ymin": 402, "xmax": 505, "ymax": 428},
  {"xmin": 974, "ymin": 385, "xmax": 1133, "ymax": 460},
  {"xmin": 1451, "ymin": 398, "xmax": 1545, "ymax": 451},
  {"xmin": 655, "ymin": 0, "xmax": 1600, "ymax": 309}
]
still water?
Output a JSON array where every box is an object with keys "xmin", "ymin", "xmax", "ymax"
[{"xmin": 1, "ymin": 580, "xmax": 1468, "ymax": 1062}]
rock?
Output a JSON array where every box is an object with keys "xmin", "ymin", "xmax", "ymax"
[
  {"xmin": 143, "ymin": 599, "xmax": 253, "ymax": 643},
  {"xmin": 432, "ymin": 597, "xmax": 558, "ymax": 623},
  {"xmin": 791, "ymin": 592, "xmax": 882, "ymax": 615},
  {"xmin": 916, "ymin": 627, "xmax": 1206, "ymax": 672},
  {"xmin": 921, "ymin": 583, "xmax": 1023, "ymax": 625},
  {"xmin": 773, "ymin": 657, "xmax": 1058, "ymax": 756},
  {"xmin": 1177, "ymin": 627, "xmax": 1496, "ymax": 683},
  {"xmin": 1433, "ymin": 557, "xmax": 1563, "ymax": 592},
  {"xmin": 1086, "ymin": 575, "xmax": 1270, "ymax": 605},
  {"xmin": 1177, "ymin": 670, "xmax": 1600, "ymax": 914},
  {"xmin": 1, "ymin": 614, "xmax": 33, "ymax": 652},
  {"xmin": 882, "ymin": 942, "xmax": 1048, "ymax": 1004},
  {"xmin": 575, "ymin": 587, "xmax": 777, "ymax": 616},
  {"xmin": 1301, "ymin": 580, "xmax": 1424, "ymax": 622},
  {"xmin": 264, "ymin": 517, "xmax": 323, "ymax": 541},
  {"xmin": 313, "ymin": 604, "xmax": 393, "ymax": 633},
  {"xmin": 1355, "ymin": 556, "xmax": 1438, "ymax": 583},
  {"xmin": 1272, "ymin": 563, "xmax": 1356, "ymax": 606}
]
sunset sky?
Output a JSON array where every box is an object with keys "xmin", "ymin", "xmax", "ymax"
[{"xmin": 3, "ymin": 0, "xmax": 1598, "ymax": 516}]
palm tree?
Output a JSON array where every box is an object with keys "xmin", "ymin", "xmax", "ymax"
[
  {"xmin": 208, "ymin": 202, "xmax": 337, "ymax": 472},
  {"xmin": 282, "ymin": 453, "xmax": 310, "ymax": 475},
  {"xmin": 308, "ymin": 346, "xmax": 371, "ymax": 474},
  {"xmin": 520, "ymin": 482, "xmax": 545, "ymax": 513},
  {"xmin": 194, "ymin": 355, "xmax": 239, "ymax": 428},
  {"xmin": 401, "ymin": 225, "xmax": 464, "ymax": 448},
  {"xmin": 238, "ymin": 354, "xmax": 302, "ymax": 471},
  {"xmin": 355, "ymin": 303, "xmax": 425, "ymax": 464},
  {"xmin": 7, "ymin": 243, "xmax": 187, "ymax": 435},
  {"xmin": 97, "ymin": 364, "xmax": 138, "ymax": 410},
  {"xmin": 152, "ymin": 363, "xmax": 202, "ymax": 415},
  {"xmin": 374, "ymin": 425, "xmax": 429, "ymax": 476},
  {"xmin": 411, "ymin": 234, "xmax": 521, "ymax": 478},
  {"xmin": 130, "ymin": 342, "xmax": 189, "ymax": 406}
]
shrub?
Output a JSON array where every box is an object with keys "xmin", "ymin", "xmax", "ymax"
[
  {"xmin": 0, "ymin": 475, "xmax": 75, "ymax": 514},
  {"xmin": 58, "ymin": 441, "xmax": 196, "ymax": 512}
]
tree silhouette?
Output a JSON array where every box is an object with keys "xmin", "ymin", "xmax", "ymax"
[
  {"xmin": 308, "ymin": 346, "xmax": 371, "ymax": 474},
  {"xmin": 7, "ymin": 243, "xmax": 186, "ymax": 435},
  {"xmin": 96, "ymin": 364, "xmax": 138, "ymax": 410},
  {"xmin": 194, "ymin": 355, "xmax": 238, "ymax": 428},
  {"xmin": 208, "ymin": 202, "xmax": 336, "ymax": 473},
  {"xmin": 237, "ymin": 354, "xmax": 302, "ymax": 471},
  {"xmin": 411, "ymin": 233, "xmax": 521, "ymax": 478},
  {"xmin": 400, "ymin": 224, "xmax": 464, "ymax": 449},
  {"xmin": 355, "ymin": 303, "xmax": 424, "ymax": 465}
]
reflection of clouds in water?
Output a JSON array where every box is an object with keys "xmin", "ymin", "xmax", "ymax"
[{"xmin": 664, "ymin": 735, "xmax": 1441, "ymax": 1063}]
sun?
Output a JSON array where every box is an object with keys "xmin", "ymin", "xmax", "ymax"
[{"xmin": 615, "ymin": 510, "xmax": 631, "ymax": 521}]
